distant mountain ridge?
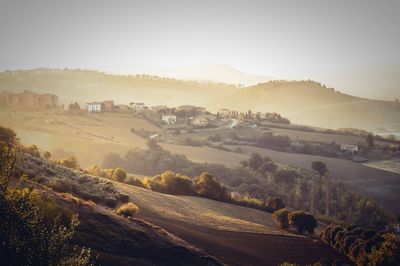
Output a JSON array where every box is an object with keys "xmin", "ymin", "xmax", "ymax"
[{"xmin": 1, "ymin": 68, "xmax": 399, "ymax": 130}]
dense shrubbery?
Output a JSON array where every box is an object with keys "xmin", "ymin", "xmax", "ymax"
[
  {"xmin": 102, "ymin": 146, "xmax": 391, "ymax": 230},
  {"xmin": 85, "ymin": 165, "xmax": 127, "ymax": 182},
  {"xmin": 116, "ymin": 202, "xmax": 139, "ymax": 217},
  {"xmin": 320, "ymin": 224, "xmax": 400, "ymax": 265},
  {"xmin": 0, "ymin": 127, "xmax": 93, "ymax": 265},
  {"xmin": 273, "ymin": 209, "xmax": 317, "ymax": 234},
  {"xmin": 22, "ymin": 144, "xmax": 41, "ymax": 158},
  {"xmin": 311, "ymin": 161, "xmax": 328, "ymax": 176},
  {"xmin": 256, "ymin": 132, "xmax": 291, "ymax": 149},
  {"xmin": 273, "ymin": 208, "xmax": 290, "ymax": 229}
]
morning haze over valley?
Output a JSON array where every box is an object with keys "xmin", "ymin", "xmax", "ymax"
[{"xmin": 0, "ymin": 1, "xmax": 400, "ymax": 266}]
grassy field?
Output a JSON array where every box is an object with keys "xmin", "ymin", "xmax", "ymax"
[{"xmin": 2, "ymin": 110, "xmax": 399, "ymax": 214}]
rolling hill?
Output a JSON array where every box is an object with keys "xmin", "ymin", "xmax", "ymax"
[
  {"xmin": 17, "ymin": 154, "xmax": 347, "ymax": 266},
  {"xmin": 1, "ymin": 69, "xmax": 399, "ymax": 130}
]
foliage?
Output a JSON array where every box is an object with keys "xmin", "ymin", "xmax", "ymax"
[
  {"xmin": 112, "ymin": 167, "xmax": 127, "ymax": 182},
  {"xmin": 44, "ymin": 151, "xmax": 51, "ymax": 160},
  {"xmin": 144, "ymin": 171, "xmax": 195, "ymax": 195},
  {"xmin": 265, "ymin": 196, "xmax": 285, "ymax": 212},
  {"xmin": 102, "ymin": 146, "xmax": 391, "ymax": 230},
  {"xmin": 311, "ymin": 161, "xmax": 328, "ymax": 176},
  {"xmin": 193, "ymin": 173, "xmax": 230, "ymax": 202},
  {"xmin": 256, "ymin": 132, "xmax": 290, "ymax": 149},
  {"xmin": 321, "ymin": 224, "xmax": 400, "ymax": 265},
  {"xmin": 116, "ymin": 202, "xmax": 139, "ymax": 217},
  {"xmin": 0, "ymin": 129, "xmax": 93, "ymax": 266},
  {"xmin": 288, "ymin": 211, "xmax": 317, "ymax": 234},
  {"xmin": 58, "ymin": 156, "xmax": 79, "ymax": 170},
  {"xmin": 273, "ymin": 208, "xmax": 290, "ymax": 229},
  {"xmin": 22, "ymin": 144, "xmax": 41, "ymax": 158}
]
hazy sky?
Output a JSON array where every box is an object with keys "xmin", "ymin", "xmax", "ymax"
[{"xmin": 0, "ymin": 0, "xmax": 399, "ymax": 98}]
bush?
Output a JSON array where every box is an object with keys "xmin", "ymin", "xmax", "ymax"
[
  {"xmin": 146, "ymin": 171, "xmax": 196, "ymax": 195},
  {"xmin": 275, "ymin": 169, "xmax": 298, "ymax": 184},
  {"xmin": 265, "ymin": 197, "xmax": 285, "ymax": 212},
  {"xmin": 288, "ymin": 211, "xmax": 317, "ymax": 234},
  {"xmin": 104, "ymin": 196, "xmax": 117, "ymax": 208},
  {"xmin": 312, "ymin": 161, "xmax": 328, "ymax": 176},
  {"xmin": 273, "ymin": 208, "xmax": 290, "ymax": 229},
  {"xmin": 43, "ymin": 151, "xmax": 51, "ymax": 160},
  {"xmin": 59, "ymin": 156, "xmax": 79, "ymax": 170},
  {"xmin": 248, "ymin": 153, "xmax": 263, "ymax": 170},
  {"xmin": 194, "ymin": 172, "xmax": 230, "ymax": 202},
  {"xmin": 116, "ymin": 202, "xmax": 139, "ymax": 217},
  {"xmin": 125, "ymin": 176, "xmax": 146, "ymax": 188},
  {"xmin": 22, "ymin": 144, "xmax": 41, "ymax": 158},
  {"xmin": 321, "ymin": 224, "xmax": 400, "ymax": 265},
  {"xmin": 0, "ymin": 130, "xmax": 93, "ymax": 265},
  {"xmin": 112, "ymin": 167, "xmax": 127, "ymax": 182}
]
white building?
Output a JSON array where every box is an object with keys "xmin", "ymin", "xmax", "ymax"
[
  {"xmin": 86, "ymin": 102, "xmax": 103, "ymax": 112},
  {"xmin": 341, "ymin": 144, "xmax": 358, "ymax": 152},
  {"xmin": 130, "ymin": 102, "xmax": 146, "ymax": 110},
  {"xmin": 162, "ymin": 115, "xmax": 177, "ymax": 124}
]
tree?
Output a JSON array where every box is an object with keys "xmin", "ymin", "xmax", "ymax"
[
  {"xmin": 265, "ymin": 197, "xmax": 285, "ymax": 212},
  {"xmin": 273, "ymin": 208, "xmax": 290, "ymax": 229},
  {"xmin": 112, "ymin": 167, "xmax": 127, "ymax": 182},
  {"xmin": 288, "ymin": 211, "xmax": 317, "ymax": 234},
  {"xmin": 366, "ymin": 134, "xmax": 374, "ymax": 148},
  {"xmin": 194, "ymin": 172, "xmax": 229, "ymax": 201},
  {"xmin": 60, "ymin": 156, "xmax": 79, "ymax": 170},
  {"xmin": 0, "ymin": 129, "xmax": 93, "ymax": 265},
  {"xmin": 248, "ymin": 153, "xmax": 263, "ymax": 170},
  {"xmin": 311, "ymin": 161, "xmax": 328, "ymax": 176},
  {"xmin": 23, "ymin": 144, "xmax": 41, "ymax": 158},
  {"xmin": 44, "ymin": 151, "xmax": 51, "ymax": 160}
]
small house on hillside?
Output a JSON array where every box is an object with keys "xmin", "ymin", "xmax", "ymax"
[
  {"xmin": 340, "ymin": 144, "xmax": 358, "ymax": 152},
  {"xmin": 130, "ymin": 102, "xmax": 146, "ymax": 110},
  {"xmin": 162, "ymin": 115, "xmax": 177, "ymax": 124},
  {"xmin": 86, "ymin": 102, "xmax": 103, "ymax": 112}
]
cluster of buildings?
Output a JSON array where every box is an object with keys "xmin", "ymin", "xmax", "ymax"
[
  {"xmin": 0, "ymin": 90, "xmax": 58, "ymax": 108},
  {"xmin": 85, "ymin": 100, "xmax": 114, "ymax": 112}
]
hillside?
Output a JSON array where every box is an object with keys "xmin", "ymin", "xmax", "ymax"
[
  {"xmin": 17, "ymin": 154, "xmax": 347, "ymax": 266},
  {"xmin": 216, "ymin": 80, "xmax": 400, "ymax": 129},
  {"xmin": 1, "ymin": 69, "xmax": 399, "ymax": 129}
]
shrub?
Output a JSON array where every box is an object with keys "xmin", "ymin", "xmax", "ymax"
[
  {"xmin": 273, "ymin": 208, "xmax": 290, "ymax": 229},
  {"xmin": 312, "ymin": 161, "xmax": 328, "ymax": 176},
  {"xmin": 146, "ymin": 171, "xmax": 195, "ymax": 195},
  {"xmin": 23, "ymin": 144, "xmax": 41, "ymax": 158},
  {"xmin": 248, "ymin": 153, "xmax": 263, "ymax": 170},
  {"xmin": 119, "ymin": 193, "xmax": 130, "ymax": 203},
  {"xmin": 194, "ymin": 172, "xmax": 230, "ymax": 202},
  {"xmin": 288, "ymin": 211, "xmax": 317, "ymax": 234},
  {"xmin": 0, "ymin": 130, "xmax": 93, "ymax": 265},
  {"xmin": 59, "ymin": 156, "xmax": 79, "ymax": 170},
  {"xmin": 275, "ymin": 169, "xmax": 298, "ymax": 184},
  {"xmin": 105, "ymin": 196, "xmax": 117, "ymax": 208},
  {"xmin": 321, "ymin": 224, "xmax": 400, "ymax": 266},
  {"xmin": 265, "ymin": 197, "xmax": 285, "ymax": 212},
  {"xmin": 43, "ymin": 151, "xmax": 51, "ymax": 160},
  {"xmin": 112, "ymin": 167, "xmax": 127, "ymax": 182},
  {"xmin": 116, "ymin": 202, "xmax": 139, "ymax": 217},
  {"xmin": 125, "ymin": 176, "xmax": 146, "ymax": 188}
]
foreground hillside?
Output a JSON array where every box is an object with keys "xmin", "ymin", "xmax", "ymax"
[
  {"xmin": 17, "ymin": 154, "xmax": 347, "ymax": 266},
  {"xmin": 1, "ymin": 69, "xmax": 400, "ymax": 129}
]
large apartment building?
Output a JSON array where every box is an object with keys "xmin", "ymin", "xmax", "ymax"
[{"xmin": 0, "ymin": 90, "xmax": 58, "ymax": 108}]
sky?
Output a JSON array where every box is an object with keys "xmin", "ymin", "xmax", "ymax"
[{"xmin": 0, "ymin": 0, "xmax": 399, "ymax": 99}]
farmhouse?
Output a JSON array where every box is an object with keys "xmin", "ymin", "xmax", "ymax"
[
  {"xmin": 85, "ymin": 102, "xmax": 103, "ymax": 112},
  {"xmin": 162, "ymin": 115, "xmax": 177, "ymax": 124}
]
